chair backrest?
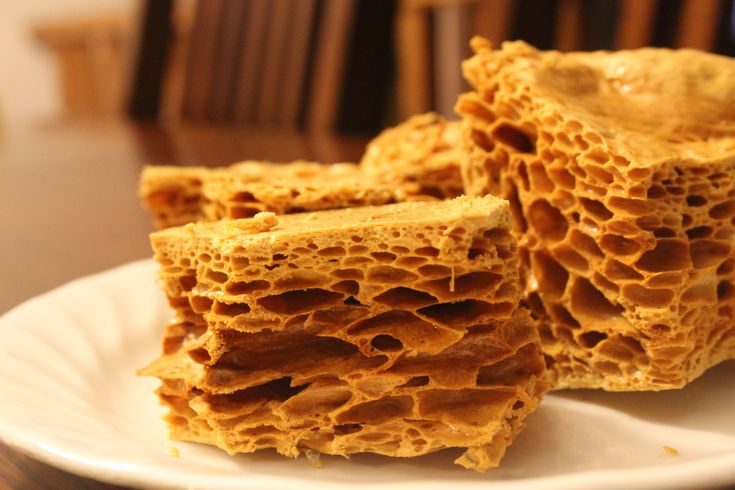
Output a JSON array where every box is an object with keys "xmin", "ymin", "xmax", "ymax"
[
  {"xmin": 396, "ymin": 0, "xmax": 727, "ymax": 120},
  {"xmin": 132, "ymin": 0, "xmax": 360, "ymax": 133}
]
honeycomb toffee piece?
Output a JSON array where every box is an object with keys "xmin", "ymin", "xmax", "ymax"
[
  {"xmin": 361, "ymin": 113, "xmax": 465, "ymax": 200},
  {"xmin": 457, "ymin": 38, "xmax": 735, "ymax": 390},
  {"xmin": 139, "ymin": 161, "xmax": 395, "ymax": 229},
  {"xmin": 140, "ymin": 196, "xmax": 548, "ymax": 471}
]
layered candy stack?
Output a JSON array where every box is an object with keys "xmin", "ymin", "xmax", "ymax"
[{"xmin": 139, "ymin": 197, "xmax": 548, "ymax": 471}]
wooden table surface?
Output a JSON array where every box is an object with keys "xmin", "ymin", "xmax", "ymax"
[{"xmin": 0, "ymin": 120, "xmax": 369, "ymax": 489}]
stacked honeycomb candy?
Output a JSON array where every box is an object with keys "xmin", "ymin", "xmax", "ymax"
[
  {"xmin": 140, "ymin": 197, "xmax": 548, "ymax": 471},
  {"xmin": 140, "ymin": 165, "xmax": 208, "ymax": 229},
  {"xmin": 457, "ymin": 38, "xmax": 735, "ymax": 390},
  {"xmin": 361, "ymin": 113, "xmax": 465, "ymax": 200},
  {"xmin": 141, "ymin": 115, "xmax": 466, "ymax": 233},
  {"xmin": 140, "ymin": 161, "xmax": 396, "ymax": 230}
]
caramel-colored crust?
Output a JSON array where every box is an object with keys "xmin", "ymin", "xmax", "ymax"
[
  {"xmin": 140, "ymin": 196, "xmax": 548, "ymax": 471},
  {"xmin": 457, "ymin": 39, "xmax": 735, "ymax": 391},
  {"xmin": 361, "ymin": 113, "xmax": 465, "ymax": 200},
  {"xmin": 139, "ymin": 161, "xmax": 396, "ymax": 230}
]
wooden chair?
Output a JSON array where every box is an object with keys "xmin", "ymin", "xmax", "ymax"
[
  {"xmin": 134, "ymin": 0, "xmax": 359, "ymax": 134},
  {"xmin": 34, "ymin": 0, "xmax": 366, "ymax": 135},
  {"xmin": 127, "ymin": 0, "xmax": 386, "ymax": 165}
]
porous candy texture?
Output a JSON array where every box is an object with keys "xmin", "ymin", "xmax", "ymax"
[
  {"xmin": 140, "ymin": 196, "xmax": 548, "ymax": 471},
  {"xmin": 361, "ymin": 113, "xmax": 465, "ymax": 200},
  {"xmin": 139, "ymin": 162, "xmax": 395, "ymax": 230},
  {"xmin": 457, "ymin": 38, "xmax": 735, "ymax": 390}
]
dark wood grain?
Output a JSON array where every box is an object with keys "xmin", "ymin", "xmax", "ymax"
[{"xmin": 0, "ymin": 120, "xmax": 368, "ymax": 489}]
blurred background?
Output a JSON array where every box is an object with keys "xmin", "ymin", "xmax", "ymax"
[{"xmin": 4, "ymin": 0, "xmax": 735, "ymax": 144}]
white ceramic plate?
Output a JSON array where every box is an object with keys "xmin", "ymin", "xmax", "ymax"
[{"xmin": 0, "ymin": 260, "xmax": 733, "ymax": 490}]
